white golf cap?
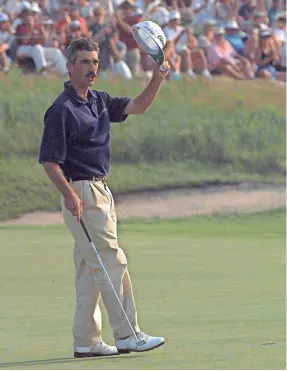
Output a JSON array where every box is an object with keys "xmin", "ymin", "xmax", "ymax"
[
  {"xmin": 70, "ymin": 20, "xmax": 81, "ymax": 28},
  {"xmin": 117, "ymin": 0, "xmax": 135, "ymax": 7},
  {"xmin": 31, "ymin": 2, "xmax": 41, "ymax": 13},
  {"xmin": 0, "ymin": 13, "xmax": 9, "ymax": 22},
  {"xmin": 225, "ymin": 20, "xmax": 239, "ymax": 29},
  {"xmin": 258, "ymin": 23, "xmax": 269, "ymax": 30},
  {"xmin": 18, "ymin": 1, "xmax": 32, "ymax": 12},
  {"xmin": 254, "ymin": 10, "xmax": 267, "ymax": 17},
  {"xmin": 204, "ymin": 18, "xmax": 216, "ymax": 25},
  {"xmin": 43, "ymin": 18, "xmax": 54, "ymax": 25},
  {"xmin": 260, "ymin": 30, "xmax": 272, "ymax": 37},
  {"xmin": 169, "ymin": 10, "xmax": 181, "ymax": 21},
  {"xmin": 132, "ymin": 20, "xmax": 166, "ymax": 65},
  {"xmin": 214, "ymin": 26, "xmax": 225, "ymax": 34}
]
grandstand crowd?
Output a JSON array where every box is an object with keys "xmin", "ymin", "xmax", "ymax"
[{"xmin": 0, "ymin": 0, "xmax": 286, "ymax": 80}]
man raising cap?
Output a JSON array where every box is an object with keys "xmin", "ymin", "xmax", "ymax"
[{"xmin": 39, "ymin": 37, "xmax": 170, "ymax": 358}]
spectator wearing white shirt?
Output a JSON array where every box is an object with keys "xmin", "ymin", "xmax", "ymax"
[
  {"xmin": 0, "ymin": 12, "xmax": 14, "ymax": 72},
  {"xmin": 163, "ymin": 39, "xmax": 182, "ymax": 79},
  {"xmin": 272, "ymin": 12, "xmax": 286, "ymax": 70},
  {"xmin": 12, "ymin": 1, "xmax": 31, "ymax": 30},
  {"xmin": 198, "ymin": 18, "xmax": 216, "ymax": 49},
  {"xmin": 143, "ymin": 0, "xmax": 170, "ymax": 26},
  {"xmin": 186, "ymin": 26, "xmax": 212, "ymax": 77},
  {"xmin": 163, "ymin": 10, "xmax": 196, "ymax": 77},
  {"xmin": 214, "ymin": 0, "xmax": 238, "ymax": 23},
  {"xmin": 190, "ymin": 0, "xmax": 216, "ymax": 26},
  {"xmin": 4, "ymin": 0, "xmax": 22, "ymax": 19}
]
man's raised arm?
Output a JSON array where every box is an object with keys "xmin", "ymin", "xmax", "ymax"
[{"xmin": 125, "ymin": 61, "xmax": 170, "ymax": 115}]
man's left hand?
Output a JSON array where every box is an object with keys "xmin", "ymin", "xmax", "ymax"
[{"xmin": 152, "ymin": 60, "xmax": 170, "ymax": 81}]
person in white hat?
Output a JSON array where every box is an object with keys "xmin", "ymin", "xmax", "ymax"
[
  {"xmin": 198, "ymin": 18, "xmax": 216, "ymax": 50},
  {"xmin": 61, "ymin": 20, "xmax": 85, "ymax": 50},
  {"xmin": 272, "ymin": 13, "xmax": 286, "ymax": 70},
  {"xmin": 207, "ymin": 26, "xmax": 254, "ymax": 78},
  {"xmin": 163, "ymin": 39, "xmax": 182, "ymax": 80},
  {"xmin": 273, "ymin": 12, "xmax": 286, "ymax": 45},
  {"xmin": 255, "ymin": 29, "xmax": 280, "ymax": 78},
  {"xmin": 253, "ymin": 10, "xmax": 269, "ymax": 29},
  {"xmin": 163, "ymin": 10, "xmax": 196, "ymax": 78},
  {"xmin": 0, "ymin": 12, "xmax": 14, "ymax": 72},
  {"xmin": 142, "ymin": 0, "xmax": 170, "ymax": 27},
  {"xmin": 243, "ymin": 27, "xmax": 259, "ymax": 69},
  {"xmin": 12, "ymin": 1, "xmax": 31, "ymax": 30},
  {"xmin": 224, "ymin": 20, "xmax": 245, "ymax": 55},
  {"xmin": 214, "ymin": 0, "xmax": 238, "ymax": 23}
]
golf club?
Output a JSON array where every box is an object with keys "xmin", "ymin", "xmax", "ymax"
[{"xmin": 79, "ymin": 216, "xmax": 145, "ymax": 347}]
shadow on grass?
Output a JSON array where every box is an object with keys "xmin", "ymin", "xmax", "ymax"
[{"xmin": 0, "ymin": 354, "xmax": 141, "ymax": 368}]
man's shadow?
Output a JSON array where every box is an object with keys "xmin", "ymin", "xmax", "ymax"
[{"xmin": 0, "ymin": 354, "xmax": 141, "ymax": 368}]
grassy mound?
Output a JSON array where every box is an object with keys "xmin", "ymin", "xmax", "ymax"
[{"xmin": 0, "ymin": 70, "xmax": 285, "ymax": 220}]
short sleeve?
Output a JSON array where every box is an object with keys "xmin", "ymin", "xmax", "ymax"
[
  {"xmin": 98, "ymin": 92, "xmax": 131, "ymax": 123},
  {"xmin": 39, "ymin": 105, "xmax": 73, "ymax": 164}
]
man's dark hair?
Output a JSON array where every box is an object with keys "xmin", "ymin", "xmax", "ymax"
[{"xmin": 66, "ymin": 38, "xmax": 99, "ymax": 64}]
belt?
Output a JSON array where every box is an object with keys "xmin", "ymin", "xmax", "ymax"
[{"xmin": 68, "ymin": 176, "xmax": 107, "ymax": 184}]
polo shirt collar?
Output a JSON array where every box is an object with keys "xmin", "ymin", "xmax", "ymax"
[{"xmin": 64, "ymin": 81, "xmax": 97, "ymax": 104}]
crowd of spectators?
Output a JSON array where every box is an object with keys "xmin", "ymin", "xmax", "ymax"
[{"xmin": 0, "ymin": 0, "xmax": 286, "ymax": 81}]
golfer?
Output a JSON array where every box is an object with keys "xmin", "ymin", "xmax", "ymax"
[{"xmin": 39, "ymin": 38, "xmax": 170, "ymax": 358}]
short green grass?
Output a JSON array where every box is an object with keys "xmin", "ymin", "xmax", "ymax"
[{"xmin": 0, "ymin": 210, "xmax": 285, "ymax": 369}]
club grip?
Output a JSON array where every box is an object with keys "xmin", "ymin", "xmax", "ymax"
[{"xmin": 80, "ymin": 217, "xmax": 93, "ymax": 243}]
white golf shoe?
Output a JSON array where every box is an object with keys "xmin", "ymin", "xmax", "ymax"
[
  {"xmin": 116, "ymin": 332, "xmax": 165, "ymax": 353},
  {"xmin": 74, "ymin": 341, "xmax": 119, "ymax": 358}
]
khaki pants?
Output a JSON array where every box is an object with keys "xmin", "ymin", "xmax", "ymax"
[{"xmin": 61, "ymin": 180, "xmax": 140, "ymax": 347}]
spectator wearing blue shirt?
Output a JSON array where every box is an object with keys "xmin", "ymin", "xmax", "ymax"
[
  {"xmin": 225, "ymin": 20, "xmax": 245, "ymax": 55},
  {"xmin": 39, "ymin": 38, "xmax": 170, "ymax": 358},
  {"xmin": 268, "ymin": 0, "xmax": 281, "ymax": 25},
  {"xmin": 238, "ymin": 0, "xmax": 256, "ymax": 21}
]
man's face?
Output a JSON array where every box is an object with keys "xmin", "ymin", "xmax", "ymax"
[
  {"xmin": 0, "ymin": 21, "xmax": 8, "ymax": 31},
  {"xmin": 93, "ymin": 11, "xmax": 105, "ymax": 24},
  {"xmin": 120, "ymin": 3, "xmax": 133, "ymax": 17},
  {"xmin": 67, "ymin": 50, "xmax": 99, "ymax": 87},
  {"xmin": 22, "ymin": 11, "xmax": 34, "ymax": 24},
  {"xmin": 215, "ymin": 33, "xmax": 225, "ymax": 42},
  {"xmin": 70, "ymin": 7, "xmax": 80, "ymax": 19},
  {"xmin": 254, "ymin": 15, "xmax": 266, "ymax": 24},
  {"xmin": 277, "ymin": 18, "xmax": 286, "ymax": 29},
  {"xmin": 170, "ymin": 19, "xmax": 179, "ymax": 28}
]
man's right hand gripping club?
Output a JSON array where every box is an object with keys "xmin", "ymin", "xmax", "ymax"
[
  {"xmin": 41, "ymin": 162, "xmax": 83, "ymax": 222},
  {"xmin": 64, "ymin": 191, "xmax": 83, "ymax": 222}
]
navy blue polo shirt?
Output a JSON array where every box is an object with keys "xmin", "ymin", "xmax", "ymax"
[{"xmin": 39, "ymin": 81, "xmax": 131, "ymax": 179}]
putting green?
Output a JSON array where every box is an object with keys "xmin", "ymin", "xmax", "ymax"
[{"xmin": 0, "ymin": 210, "xmax": 285, "ymax": 369}]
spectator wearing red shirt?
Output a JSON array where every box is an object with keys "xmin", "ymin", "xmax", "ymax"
[
  {"xmin": 61, "ymin": 20, "xmax": 85, "ymax": 50},
  {"xmin": 15, "ymin": 9, "xmax": 67, "ymax": 75},
  {"xmin": 116, "ymin": 0, "xmax": 142, "ymax": 77},
  {"xmin": 56, "ymin": 2, "xmax": 88, "ymax": 35}
]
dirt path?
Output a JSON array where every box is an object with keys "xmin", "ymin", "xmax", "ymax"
[{"xmin": 0, "ymin": 183, "xmax": 285, "ymax": 226}]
